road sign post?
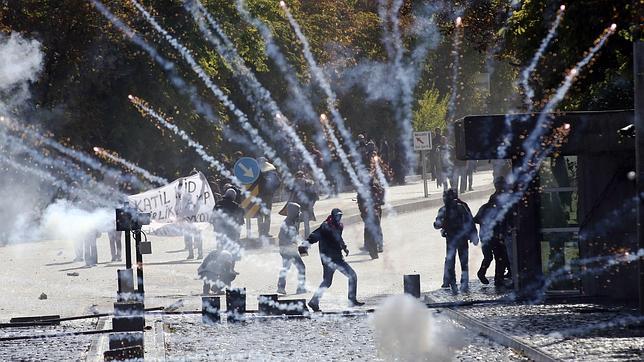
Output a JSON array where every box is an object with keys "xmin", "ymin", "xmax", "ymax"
[
  {"xmin": 421, "ymin": 150, "xmax": 428, "ymax": 198},
  {"xmin": 234, "ymin": 157, "xmax": 261, "ymax": 185},
  {"xmin": 413, "ymin": 131, "xmax": 432, "ymax": 198},
  {"xmin": 234, "ymin": 157, "xmax": 262, "ymax": 239}
]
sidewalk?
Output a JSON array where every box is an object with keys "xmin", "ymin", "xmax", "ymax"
[
  {"xmin": 425, "ymin": 284, "xmax": 644, "ymax": 361},
  {"xmin": 264, "ymin": 170, "xmax": 494, "ymax": 236}
]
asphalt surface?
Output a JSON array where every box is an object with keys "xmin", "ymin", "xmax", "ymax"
[{"xmin": 0, "ymin": 187, "xmax": 491, "ymax": 319}]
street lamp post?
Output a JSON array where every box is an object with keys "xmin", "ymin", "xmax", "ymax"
[{"xmin": 634, "ymin": 41, "xmax": 643, "ymax": 315}]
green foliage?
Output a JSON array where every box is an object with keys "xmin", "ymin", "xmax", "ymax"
[
  {"xmin": 412, "ymin": 88, "xmax": 448, "ymax": 132},
  {"xmin": 502, "ymin": 0, "xmax": 638, "ymax": 110},
  {"xmin": 0, "ymin": 0, "xmax": 638, "ymax": 184}
]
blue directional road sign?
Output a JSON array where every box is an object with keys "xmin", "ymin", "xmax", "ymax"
[{"xmin": 234, "ymin": 157, "xmax": 261, "ymax": 185}]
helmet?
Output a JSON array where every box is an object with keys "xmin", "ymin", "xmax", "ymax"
[{"xmin": 224, "ymin": 188, "xmax": 237, "ymax": 200}]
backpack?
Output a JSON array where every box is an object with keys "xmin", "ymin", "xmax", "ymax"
[{"xmin": 262, "ymin": 171, "xmax": 281, "ymax": 193}]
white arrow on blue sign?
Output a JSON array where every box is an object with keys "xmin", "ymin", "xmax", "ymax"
[{"xmin": 234, "ymin": 157, "xmax": 261, "ymax": 184}]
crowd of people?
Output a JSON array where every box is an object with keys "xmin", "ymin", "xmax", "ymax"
[
  {"xmin": 434, "ymin": 179, "xmax": 513, "ymax": 293},
  {"xmin": 429, "ymin": 128, "xmax": 478, "ymax": 194},
  {"xmin": 68, "ymin": 129, "xmax": 512, "ymax": 311},
  {"xmin": 198, "ymin": 137, "xmax": 389, "ymax": 311}
]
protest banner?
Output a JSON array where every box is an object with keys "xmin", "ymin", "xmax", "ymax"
[{"xmin": 128, "ymin": 172, "xmax": 214, "ymax": 235}]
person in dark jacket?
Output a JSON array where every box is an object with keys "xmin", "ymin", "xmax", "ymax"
[
  {"xmin": 211, "ymin": 189, "xmax": 245, "ymax": 249},
  {"xmin": 357, "ymin": 177, "xmax": 385, "ymax": 258},
  {"xmin": 257, "ymin": 157, "xmax": 281, "ymax": 238},
  {"xmin": 198, "ymin": 249, "xmax": 238, "ymax": 294},
  {"xmin": 304, "ymin": 208, "xmax": 364, "ymax": 311},
  {"xmin": 474, "ymin": 177, "xmax": 512, "ymax": 287},
  {"xmin": 430, "ymin": 128, "xmax": 442, "ymax": 181},
  {"xmin": 282, "ymin": 171, "xmax": 318, "ymax": 237},
  {"xmin": 434, "ymin": 189, "xmax": 479, "ymax": 293},
  {"xmin": 436, "ymin": 136, "xmax": 453, "ymax": 190},
  {"xmin": 276, "ymin": 202, "xmax": 307, "ymax": 295}
]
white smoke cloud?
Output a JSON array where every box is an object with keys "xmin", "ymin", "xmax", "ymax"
[
  {"xmin": 372, "ymin": 294, "xmax": 463, "ymax": 360},
  {"xmin": 0, "ymin": 33, "xmax": 42, "ymax": 85},
  {"xmin": 0, "ymin": 32, "xmax": 48, "ymax": 245},
  {"xmin": 0, "ymin": 32, "xmax": 43, "ymax": 114},
  {"xmin": 40, "ymin": 199, "xmax": 113, "ymax": 244}
]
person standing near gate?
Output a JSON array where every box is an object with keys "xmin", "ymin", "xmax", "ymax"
[
  {"xmin": 276, "ymin": 202, "xmax": 307, "ymax": 295},
  {"xmin": 304, "ymin": 208, "xmax": 364, "ymax": 311},
  {"xmin": 434, "ymin": 189, "xmax": 479, "ymax": 293},
  {"xmin": 474, "ymin": 177, "xmax": 512, "ymax": 287}
]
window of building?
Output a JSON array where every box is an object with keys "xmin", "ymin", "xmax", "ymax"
[{"xmin": 538, "ymin": 155, "xmax": 581, "ymax": 293}]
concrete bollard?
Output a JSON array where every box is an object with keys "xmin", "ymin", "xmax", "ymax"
[
  {"xmin": 258, "ymin": 294, "xmax": 278, "ymax": 315},
  {"xmin": 275, "ymin": 299, "xmax": 308, "ymax": 316},
  {"xmin": 226, "ymin": 288, "xmax": 246, "ymax": 322},
  {"xmin": 117, "ymin": 269, "xmax": 135, "ymax": 302},
  {"xmin": 104, "ymin": 345, "xmax": 144, "ymax": 361},
  {"xmin": 112, "ymin": 301, "xmax": 145, "ymax": 332},
  {"xmin": 202, "ymin": 296, "xmax": 221, "ymax": 324},
  {"xmin": 108, "ymin": 331, "xmax": 144, "ymax": 351},
  {"xmin": 403, "ymin": 274, "xmax": 421, "ymax": 298}
]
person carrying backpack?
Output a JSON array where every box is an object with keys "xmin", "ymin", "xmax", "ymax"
[{"xmin": 434, "ymin": 189, "xmax": 479, "ymax": 293}]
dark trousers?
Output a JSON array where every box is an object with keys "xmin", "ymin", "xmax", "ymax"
[
  {"xmin": 443, "ymin": 238, "xmax": 469, "ymax": 287},
  {"xmin": 479, "ymin": 239, "xmax": 510, "ymax": 285},
  {"xmin": 311, "ymin": 258, "xmax": 357, "ymax": 304},
  {"xmin": 258, "ymin": 213, "xmax": 272, "ymax": 237},
  {"xmin": 429, "ymin": 151, "xmax": 438, "ymax": 180},
  {"xmin": 457, "ymin": 166, "xmax": 467, "ymax": 194},
  {"xmin": 258, "ymin": 199, "xmax": 273, "ymax": 237},
  {"xmin": 108, "ymin": 230, "xmax": 122, "ymax": 260},
  {"xmin": 362, "ymin": 208, "xmax": 383, "ymax": 251},
  {"xmin": 277, "ymin": 251, "xmax": 306, "ymax": 290}
]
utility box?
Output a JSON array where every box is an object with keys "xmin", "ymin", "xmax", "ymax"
[
  {"xmin": 404, "ymin": 274, "xmax": 421, "ymax": 298},
  {"xmin": 139, "ymin": 241, "xmax": 152, "ymax": 255}
]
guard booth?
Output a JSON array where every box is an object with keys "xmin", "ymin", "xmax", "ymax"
[{"xmin": 455, "ymin": 110, "xmax": 638, "ymax": 304}]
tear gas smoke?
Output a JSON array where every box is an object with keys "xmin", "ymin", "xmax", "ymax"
[
  {"xmin": 0, "ymin": 33, "xmax": 43, "ymax": 114},
  {"xmin": 235, "ymin": 0, "xmax": 332, "ymax": 163},
  {"xmin": 479, "ymin": 24, "xmax": 618, "ymax": 243},
  {"xmin": 372, "ymin": 295, "xmax": 462, "ymax": 360},
  {"xmin": 129, "ymin": 0, "xmax": 303, "ymax": 204},
  {"xmin": 93, "ymin": 146, "xmax": 168, "ymax": 186},
  {"xmin": 129, "ymin": 96, "xmax": 269, "ymax": 215},
  {"xmin": 40, "ymin": 199, "xmax": 113, "ymax": 246},
  {"xmin": 186, "ymin": 0, "xmax": 330, "ymax": 195},
  {"xmin": 498, "ymin": 5, "xmax": 566, "ymax": 159},
  {"xmin": 281, "ymin": 3, "xmax": 379, "ymax": 232}
]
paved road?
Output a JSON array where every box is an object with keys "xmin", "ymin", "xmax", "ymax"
[{"xmin": 0, "ymin": 188, "xmax": 491, "ymax": 320}]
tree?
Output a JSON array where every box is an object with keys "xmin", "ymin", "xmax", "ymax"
[{"xmin": 412, "ymin": 88, "xmax": 448, "ymax": 132}]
